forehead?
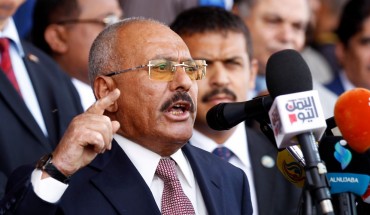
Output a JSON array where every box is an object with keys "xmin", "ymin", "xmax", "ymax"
[
  {"xmin": 77, "ymin": 0, "xmax": 122, "ymax": 17},
  {"xmin": 121, "ymin": 22, "xmax": 192, "ymax": 62},
  {"xmin": 253, "ymin": 0, "xmax": 310, "ymax": 23},
  {"xmin": 182, "ymin": 31, "xmax": 249, "ymax": 58}
]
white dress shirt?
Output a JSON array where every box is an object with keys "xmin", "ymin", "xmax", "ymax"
[
  {"xmin": 0, "ymin": 19, "xmax": 48, "ymax": 136},
  {"xmin": 71, "ymin": 78, "xmax": 96, "ymax": 110},
  {"xmin": 31, "ymin": 134, "xmax": 207, "ymax": 214},
  {"xmin": 190, "ymin": 123, "xmax": 259, "ymax": 215}
]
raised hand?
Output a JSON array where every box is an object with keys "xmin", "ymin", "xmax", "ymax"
[{"xmin": 45, "ymin": 89, "xmax": 121, "ymax": 177}]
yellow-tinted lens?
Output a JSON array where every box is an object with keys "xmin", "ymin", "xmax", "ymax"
[
  {"xmin": 150, "ymin": 60, "xmax": 174, "ymax": 81},
  {"xmin": 148, "ymin": 59, "xmax": 207, "ymax": 81},
  {"xmin": 184, "ymin": 60, "xmax": 207, "ymax": 80}
]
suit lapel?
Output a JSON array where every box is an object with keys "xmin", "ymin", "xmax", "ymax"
[
  {"xmin": 90, "ymin": 142, "xmax": 161, "ymax": 215},
  {"xmin": 246, "ymin": 127, "xmax": 278, "ymax": 215},
  {"xmin": 0, "ymin": 66, "xmax": 49, "ymax": 150},
  {"xmin": 22, "ymin": 45, "xmax": 58, "ymax": 146},
  {"xmin": 182, "ymin": 144, "xmax": 225, "ymax": 215}
]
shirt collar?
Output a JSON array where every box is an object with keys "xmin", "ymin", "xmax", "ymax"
[
  {"xmin": 191, "ymin": 123, "xmax": 250, "ymax": 168},
  {"xmin": 0, "ymin": 18, "xmax": 24, "ymax": 57},
  {"xmin": 339, "ymin": 69, "xmax": 356, "ymax": 91},
  {"xmin": 114, "ymin": 134, "xmax": 194, "ymax": 188}
]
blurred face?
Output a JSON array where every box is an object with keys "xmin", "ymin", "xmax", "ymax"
[
  {"xmin": 181, "ymin": 31, "xmax": 256, "ymax": 136},
  {"xmin": 110, "ymin": 22, "xmax": 197, "ymax": 156},
  {"xmin": 338, "ymin": 17, "xmax": 370, "ymax": 89},
  {"xmin": 245, "ymin": 0, "xmax": 310, "ymax": 74},
  {"xmin": 61, "ymin": 0, "xmax": 122, "ymax": 83},
  {"xmin": 0, "ymin": 0, "xmax": 25, "ymax": 29}
]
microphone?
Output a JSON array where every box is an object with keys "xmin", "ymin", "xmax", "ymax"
[
  {"xmin": 333, "ymin": 88, "xmax": 370, "ymax": 211},
  {"xmin": 319, "ymin": 135, "xmax": 370, "ymax": 214},
  {"xmin": 266, "ymin": 49, "xmax": 327, "ymax": 149},
  {"xmin": 206, "ymin": 45, "xmax": 314, "ymax": 131},
  {"xmin": 206, "ymin": 95, "xmax": 273, "ymax": 130},
  {"xmin": 363, "ymin": 188, "xmax": 370, "ymax": 204},
  {"xmin": 334, "ymin": 88, "xmax": 370, "ymax": 153},
  {"xmin": 266, "ymin": 49, "xmax": 333, "ymax": 214},
  {"xmin": 277, "ymin": 145, "xmax": 306, "ymax": 188}
]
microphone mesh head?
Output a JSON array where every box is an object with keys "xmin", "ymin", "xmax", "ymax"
[{"xmin": 266, "ymin": 49, "xmax": 313, "ymax": 99}]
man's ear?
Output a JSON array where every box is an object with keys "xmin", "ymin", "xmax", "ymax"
[
  {"xmin": 44, "ymin": 24, "xmax": 68, "ymax": 54},
  {"xmin": 93, "ymin": 76, "xmax": 119, "ymax": 112}
]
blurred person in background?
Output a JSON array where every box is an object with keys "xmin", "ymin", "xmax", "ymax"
[
  {"xmin": 31, "ymin": 0, "xmax": 123, "ymax": 110},
  {"xmin": 0, "ymin": 0, "xmax": 82, "ymax": 198},
  {"xmin": 325, "ymin": 0, "xmax": 370, "ymax": 96},
  {"xmin": 232, "ymin": 0, "xmax": 337, "ymax": 118}
]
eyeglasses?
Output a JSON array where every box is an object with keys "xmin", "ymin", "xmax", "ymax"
[
  {"xmin": 55, "ymin": 14, "xmax": 121, "ymax": 28},
  {"xmin": 105, "ymin": 59, "xmax": 207, "ymax": 81}
]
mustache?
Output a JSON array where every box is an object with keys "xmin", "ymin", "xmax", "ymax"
[
  {"xmin": 160, "ymin": 91, "xmax": 196, "ymax": 112},
  {"xmin": 201, "ymin": 88, "xmax": 237, "ymax": 102}
]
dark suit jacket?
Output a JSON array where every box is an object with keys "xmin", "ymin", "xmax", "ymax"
[
  {"xmin": 325, "ymin": 75, "xmax": 345, "ymax": 96},
  {"xmin": 0, "ymin": 41, "xmax": 83, "ymax": 198},
  {"xmin": 246, "ymin": 126, "xmax": 302, "ymax": 215},
  {"xmin": 1, "ymin": 141, "xmax": 252, "ymax": 215}
]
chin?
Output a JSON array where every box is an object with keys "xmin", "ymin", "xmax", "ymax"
[{"xmin": 165, "ymin": 129, "xmax": 192, "ymax": 144}]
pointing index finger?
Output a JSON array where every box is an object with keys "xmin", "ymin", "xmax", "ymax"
[{"xmin": 87, "ymin": 88, "xmax": 120, "ymax": 115}]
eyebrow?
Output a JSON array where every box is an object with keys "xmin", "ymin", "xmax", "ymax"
[
  {"xmin": 149, "ymin": 55, "xmax": 193, "ymax": 62},
  {"xmin": 359, "ymin": 36, "xmax": 370, "ymax": 45},
  {"xmin": 201, "ymin": 56, "xmax": 243, "ymax": 62}
]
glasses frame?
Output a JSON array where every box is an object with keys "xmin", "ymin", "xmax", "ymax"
[
  {"xmin": 105, "ymin": 59, "xmax": 207, "ymax": 81},
  {"xmin": 55, "ymin": 14, "xmax": 121, "ymax": 28}
]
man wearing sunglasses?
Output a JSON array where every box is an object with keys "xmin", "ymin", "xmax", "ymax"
[
  {"xmin": 31, "ymin": 0, "xmax": 123, "ymax": 110},
  {"xmin": 1, "ymin": 18, "xmax": 253, "ymax": 215}
]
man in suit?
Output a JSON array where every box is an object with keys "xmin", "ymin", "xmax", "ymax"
[
  {"xmin": 232, "ymin": 0, "xmax": 337, "ymax": 118},
  {"xmin": 0, "ymin": 0, "xmax": 83, "ymax": 198},
  {"xmin": 1, "ymin": 18, "xmax": 253, "ymax": 214},
  {"xmin": 31, "ymin": 0, "xmax": 123, "ymax": 110},
  {"xmin": 171, "ymin": 7, "xmax": 302, "ymax": 215},
  {"xmin": 325, "ymin": 0, "xmax": 370, "ymax": 96}
]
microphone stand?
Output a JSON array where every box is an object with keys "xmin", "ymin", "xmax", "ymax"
[
  {"xmin": 298, "ymin": 132, "xmax": 334, "ymax": 215},
  {"xmin": 332, "ymin": 193, "xmax": 357, "ymax": 215},
  {"xmin": 255, "ymin": 118, "xmax": 334, "ymax": 214}
]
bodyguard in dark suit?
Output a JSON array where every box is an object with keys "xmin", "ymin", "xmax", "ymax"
[
  {"xmin": 0, "ymin": 0, "xmax": 83, "ymax": 198},
  {"xmin": 171, "ymin": 7, "xmax": 302, "ymax": 214},
  {"xmin": 1, "ymin": 18, "xmax": 253, "ymax": 214}
]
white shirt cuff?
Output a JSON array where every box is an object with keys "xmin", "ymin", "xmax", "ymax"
[{"xmin": 31, "ymin": 169, "xmax": 69, "ymax": 203}]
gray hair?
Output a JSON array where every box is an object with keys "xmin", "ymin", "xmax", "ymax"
[{"xmin": 88, "ymin": 17, "xmax": 165, "ymax": 86}]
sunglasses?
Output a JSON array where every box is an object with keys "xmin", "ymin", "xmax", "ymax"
[{"xmin": 105, "ymin": 59, "xmax": 207, "ymax": 81}]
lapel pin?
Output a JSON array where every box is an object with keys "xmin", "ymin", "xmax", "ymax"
[
  {"xmin": 28, "ymin": 54, "xmax": 39, "ymax": 63},
  {"xmin": 261, "ymin": 155, "xmax": 275, "ymax": 168}
]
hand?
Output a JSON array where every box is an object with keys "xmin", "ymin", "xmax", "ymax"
[{"xmin": 46, "ymin": 89, "xmax": 121, "ymax": 177}]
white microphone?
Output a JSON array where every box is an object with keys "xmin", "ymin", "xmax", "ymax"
[
  {"xmin": 266, "ymin": 49, "xmax": 334, "ymax": 215},
  {"xmin": 268, "ymin": 90, "xmax": 327, "ymax": 149}
]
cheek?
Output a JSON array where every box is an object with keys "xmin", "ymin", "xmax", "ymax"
[
  {"xmin": 294, "ymin": 33, "xmax": 306, "ymax": 51},
  {"xmin": 233, "ymin": 75, "xmax": 249, "ymax": 100}
]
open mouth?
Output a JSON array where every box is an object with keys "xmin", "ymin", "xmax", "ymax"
[{"xmin": 167, "ymin": 101, "xmax": 191, "ymax": 115}]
